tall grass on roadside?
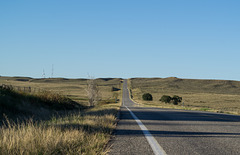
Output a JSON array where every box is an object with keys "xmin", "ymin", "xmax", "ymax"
[
  {"xmin": 0, "ymin": 78, "xmax": 122, "ymax": 154},
  {"xmin": 0, "ymin": 108, "xmax": 117, "ymax": 155},
  {"xmin": 0, "ymin": 85, "xmax": 82, "ymax": 116}
]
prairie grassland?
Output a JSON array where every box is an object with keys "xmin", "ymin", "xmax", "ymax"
[
  {"xmin": 129, "ymin": 78, "xmax": 240, "ymax": 114},
  {"xmin": 0, "ymin": 103, "xmax": 120, "ymax": 155},
  {"xmin": 0, "ymin": 77, "xmax": 122, "ymax": 105},
  {"xmin": 0, "ymin": 77, "xmax": 122, "ymax": 154}
]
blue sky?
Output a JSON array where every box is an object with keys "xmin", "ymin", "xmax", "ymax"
[{"xmin": 1, "ymin": 1, "xmax": 240, "ymax": 80}]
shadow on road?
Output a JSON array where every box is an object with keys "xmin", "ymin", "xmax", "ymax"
[
  {"xmin": 120, "ymin": 107, "xmax": 240, "ymax": 122},
  {"xmin": 114, "ymin": 129, "xmax": 240, "ymax": 138}
]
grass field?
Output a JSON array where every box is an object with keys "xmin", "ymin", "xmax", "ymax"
[
  {"xmin": 0, "ymin": 77, "xmax": 122, "ymax": 105},
  {"xmin": 0, "ymin": 76, "xmax": 122, "ymax": 154},
  {"xmin": 129, "ymin": 77, "xmax": 240, "ymax": 115}
]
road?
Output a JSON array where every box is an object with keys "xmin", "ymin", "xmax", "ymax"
[{"xmin": 109, "ymin": 79, "xmax": 240, "ymax": 155}]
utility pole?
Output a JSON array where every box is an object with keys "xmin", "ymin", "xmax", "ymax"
[
  {"xmin": 51, "ymin": 64, "xmax": 54, "ymax": 78},
  {"xmin": 42, "ymin": 69, "xmax": 46, "ymax": 78}
]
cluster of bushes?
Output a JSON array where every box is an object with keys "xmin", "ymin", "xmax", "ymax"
[
  {"xmin": 142, "ymin": 93, "xmax": 182, "ymax": 105},
  {"xmin": 160, "ymin": 95, "xmax": 182, "ymax": 105}
]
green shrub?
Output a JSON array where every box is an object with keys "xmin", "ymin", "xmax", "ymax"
[
  {"xmin": 142, "ymin": 93, "xmax": 153, "ymax": 101},
  {"xmin": 159, "ymin": 95, "xmax": 171, "ymax": 103},
  {"xmin": 159, "ymin": 95, "xmax": 182, "ymax": 105},
  {"xmin": 171, "ymin": 95, "xmax": 182, "ymax": 105},
  {"xmin": 111, "ymin": 87, "xmax": 120, "ymax": 91}
]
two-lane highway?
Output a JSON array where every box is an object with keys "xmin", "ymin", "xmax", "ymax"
[{"xmin": 109, "ymin": 80, "xmax": 240, "ymax": 155}]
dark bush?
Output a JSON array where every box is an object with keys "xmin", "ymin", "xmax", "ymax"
[
  {"xmin": 160, "ymin": 95, "xmax": 171, "ymax": 103},
  {"xmin": 142, "ymin": 93, "xmax": 153, "ymax": 101},
  {"xmin": 160, "ymin": 95, "xmax": 182, "ymax": 105},
  {"xmin": 129, "ymin": 89, "xmax": 133, "ymax": 99},
  {"xmin": 171, "ymin": 95, "xmax": 182, "ymax": 105},
  {"xmin": 111, "ymin": 87, "xmax": 120, "ymax": 91}
]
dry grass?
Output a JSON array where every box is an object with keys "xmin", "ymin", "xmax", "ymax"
[
  {"xmin": 0, "ymin": 103, "xmax": 121, "ymax": 155},
  {"xmin": 0, "ymin": 85, "xmax": 81, "ymax": 122},
  {"xmin": 0, "ymin": 77, "xmax": 122, "ymax": 155},
  {"xmin": 0, "ymin": 77, "xmax": 122, "ymax": 106},
  {"xmin": 0, "ymin": 103, "xmax": 119, "ymax": 155},
  {"xmin": 129, "ymin": 78, "xmax": 240, "ymax": 115}
]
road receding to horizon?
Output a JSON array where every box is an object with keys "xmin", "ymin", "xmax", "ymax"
[{"xmin": 108, "ymin": 79, "xmax": 240, "ymax": 155}]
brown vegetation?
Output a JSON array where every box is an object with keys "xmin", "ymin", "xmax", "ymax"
[
  {"xmin": 0, "ymin": 77, "xmax": 122, "ymax": 154},
  {"xmin": 129, "ymin": 77, "xmax": 240, "ymax": 114}
]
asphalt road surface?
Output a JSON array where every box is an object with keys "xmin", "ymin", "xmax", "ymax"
[{"xmin": 109, "ymin": 80, "xmax": 240, "ymax": 155}]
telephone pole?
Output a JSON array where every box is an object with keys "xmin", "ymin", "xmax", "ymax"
[
  {"xmin": 51, "ymin": 64, "xmax": 54, "ymax": 78},
  {"xmin": 42, "ymin": 69, "xmax": 46, "ymax": 78}
]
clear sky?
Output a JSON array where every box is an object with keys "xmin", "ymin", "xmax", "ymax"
[{"xmin": 1, "ymin": 1, "xmax": 240, "ymax": 80}]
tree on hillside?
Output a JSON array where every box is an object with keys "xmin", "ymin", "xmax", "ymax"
[
  {"xmin": 86, "ymin": 78, "xmax": 100, "ymax": 107},
  {"xmin": 159, "ymin": 95, "xmax": 171, "ymax": 103},
  {"xmin": 160, "ymin": 95, "xmax": 182, "ymax": 105},
  {"xmin": 171, "ymin": 95, "xmax": 182, "ymax": 105},
  {"xmin": 142, "ymin": 93, "xmax": 153, "ymax": 101}
]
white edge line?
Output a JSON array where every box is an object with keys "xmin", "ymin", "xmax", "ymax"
[{"xmin": 125, "ymin": 105, "xmax": 167, "ymax": 155}]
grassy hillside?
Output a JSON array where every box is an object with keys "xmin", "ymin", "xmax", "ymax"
[
  {"xmin": 129, "ymin": 77, "xmax": 240, "ymax": 114},
  {"xmin": 0, "ymin": 76, "xmax": 122, "ymax": 154},
  {"xmin": 0, "ymin": 85, "xmax": 81, "ymax": 122},
  {"xmin": 0, "ymin": 76, "xmax": 122, "ymax": 105}
]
